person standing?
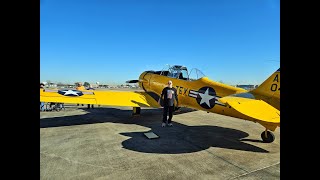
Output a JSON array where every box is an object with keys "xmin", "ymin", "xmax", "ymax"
[
  {"xmin": 76, "ymin": 82, "xmax": 85, "ymax": 106},
  {"xmin": 76, "ymin": 82, "xmax": 85, "ymax": 91},
  {"xmin": 158, "ymin": 80, "xmax": 178, "ymax": 127},
  {"xmin": 86, "ymin": 85, "xmax": 95, "ymax": 109}
]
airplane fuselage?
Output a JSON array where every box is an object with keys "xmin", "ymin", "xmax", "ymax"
[
  {"xmin": 140, "ymin": 72, "xmax": 256, "ymax": 117},
  {"xmin": 138, "ymin": 71, "xmax": 279, "ymax": 131}
]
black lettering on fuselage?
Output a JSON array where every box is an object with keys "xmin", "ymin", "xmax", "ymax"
[
  {"xmin": 183, "ymin": 87, "xmax": 188, "ymax": 95},
  {"xmin": 175, "ymin": 85, "xmax": 189, "ymax": 95}
]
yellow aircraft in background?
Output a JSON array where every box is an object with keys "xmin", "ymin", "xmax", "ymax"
[{"xmin": 40, "ymin": 65, "xmax": 280, "ymax": 143}]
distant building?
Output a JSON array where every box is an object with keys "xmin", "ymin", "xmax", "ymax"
[
  {"xmin": 47, "ymin": 82, "xmax": 57, "ymax": 88},
  {"xmin": 56, "ymin": 83, "xmax": 75, "ymax": 88},
  {"xmin": 98, "ymin": 84, "xmax": 109, "ymax": 88}
]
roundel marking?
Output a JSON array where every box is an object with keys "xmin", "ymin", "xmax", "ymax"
[
  {"xmin": 58, "ymin": 90, "xmax": 84, "ymax": 97},
  {"xmin": 196, "ymin": 87, "xmax": 216, "ymax": 109}
]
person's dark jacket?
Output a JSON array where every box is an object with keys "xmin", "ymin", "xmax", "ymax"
[{"xmin": 160, "ymin": 87, "xmax": 178, "ymax": 107}]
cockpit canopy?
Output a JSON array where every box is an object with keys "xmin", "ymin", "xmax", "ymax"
[{"xmin": 147, "ymin": 65, "xmax": 206, "ymax": 81}]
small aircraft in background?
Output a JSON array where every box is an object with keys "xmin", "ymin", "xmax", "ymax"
[{"xmin": 40, "ymin": 65, "xmax": 280, "ymax": 143}]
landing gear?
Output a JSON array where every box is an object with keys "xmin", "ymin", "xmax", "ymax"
[
  {"xmin": 132, "ymin": 107, "xmax": 141, "ymax": 116},
  {"xmin": 261, "ymin": 130, "xmax": 275, "ymax": 143}
]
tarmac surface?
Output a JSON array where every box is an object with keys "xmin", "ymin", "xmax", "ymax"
[{"xmin": 40, "ymin": 98, "xmax": 280, "ymax": 179}]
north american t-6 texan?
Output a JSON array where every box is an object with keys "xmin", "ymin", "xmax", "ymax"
[{"xmin": 40, "ymin": 65, "xmax": 280, "ymax": 143}]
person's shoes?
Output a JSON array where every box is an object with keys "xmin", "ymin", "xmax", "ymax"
[
  {"xmin": 162, "ymin": 123, "xmax": 166, "ymax": 127},
  {"xmin": 168, "ymin": 123, "xmax": 173, "ymax": 127}
]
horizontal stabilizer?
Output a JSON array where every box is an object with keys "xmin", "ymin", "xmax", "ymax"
[{"xmin": 219, "ymin": 96, "xmax": 280, "ymax": 123}]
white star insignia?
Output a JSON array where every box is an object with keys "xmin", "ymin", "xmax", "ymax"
[
  {"xmin": 62, "ymin": 90, "xmax": 80, "ymax": 96},
  {"xmin": 198, "ymin": 88, "xmax": 215, "ymax": 107}
]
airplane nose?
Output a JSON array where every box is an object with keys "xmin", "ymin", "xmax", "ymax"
[
  {"xmin": 139, "ymin": 71, "xmax": 150, "ymax": 91},
  {"xmin": 139, "ymin": 72, "xmax": 148, "ymax": 83}
]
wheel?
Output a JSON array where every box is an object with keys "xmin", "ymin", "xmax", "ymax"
[
  {"xmin": 132, "ymin": 107, "xmax": 141, "ymax": 116},
  {"xmin": 261, "ymin": 131, "xmax": 275, "ymax": 143}
]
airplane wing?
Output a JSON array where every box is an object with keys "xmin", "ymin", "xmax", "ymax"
[
  {"xmin": 40, "ymin": 89, "xmax": 161, "ymax": 108},
  {"xmin": 218, "ymin": 96, "xmax": 280, "ymax": 124}
]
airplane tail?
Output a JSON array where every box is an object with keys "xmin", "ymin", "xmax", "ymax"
[{"xmin": 251, "ymin": 68, "xmax": 280, "ymax": 99}]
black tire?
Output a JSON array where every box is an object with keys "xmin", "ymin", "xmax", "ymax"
[{"xmin": 261, "ymin": 131, "xmax": 275, "ymax": 143}]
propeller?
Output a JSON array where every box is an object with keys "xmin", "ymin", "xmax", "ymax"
[{"xmin": 126, "ymin": 80, "xmax": 139, "ymax": 83}]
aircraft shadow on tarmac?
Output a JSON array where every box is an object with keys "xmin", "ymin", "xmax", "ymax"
[{"xmin": 40, "ymin": 107, "xmax": 268, "ymax": 153}]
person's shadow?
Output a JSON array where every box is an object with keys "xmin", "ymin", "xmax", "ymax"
[{"xmin": 40, "ymin": 107, "xmax": 269, "ymax": 153}]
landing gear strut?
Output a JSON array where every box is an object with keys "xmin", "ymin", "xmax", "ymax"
[
  {"xmin": 132, "ymin": 107, "xmax": 141, "ymax": 116},
  {"xmin": 261, "ymin": 129, "xmax": 275, "ymax": 143}
]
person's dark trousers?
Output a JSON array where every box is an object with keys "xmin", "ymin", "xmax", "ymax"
[
  {"xmin": 163, "ymin": 106, "xmax": 174, "ymax": 123},
  {"xmin": 87, "ymin": 104, "xmax": 94, "ymax": 109}
]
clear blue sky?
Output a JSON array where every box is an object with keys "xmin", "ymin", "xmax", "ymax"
[{"xmin": 40, "ymin": 0, "xmax": 279, "ymax": 85}]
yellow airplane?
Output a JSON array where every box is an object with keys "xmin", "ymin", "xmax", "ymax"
[{"xmin": 40, "ymin": 65, "xmax": 280, "ymax": 143}]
